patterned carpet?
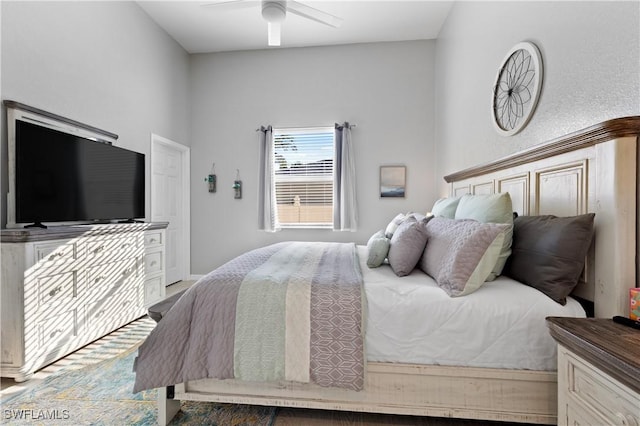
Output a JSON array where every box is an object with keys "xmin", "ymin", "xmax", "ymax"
[{"xmin": 0, "ymin": 317, "xmax": 276, "ymax": 426}]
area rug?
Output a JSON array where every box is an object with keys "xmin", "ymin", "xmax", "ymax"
[{"xmin": 1, "ymin": 318, "xmax": 276, "ymax": 426}]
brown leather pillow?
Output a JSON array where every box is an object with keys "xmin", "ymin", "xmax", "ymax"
[{"xmin": 503, "ymin": 214, "xmax": 595, "ymax": 305}]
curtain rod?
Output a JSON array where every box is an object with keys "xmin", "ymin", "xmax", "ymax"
[{"xmin": 256, "ymin": 123, "xmax": 357, "ymax": 132}]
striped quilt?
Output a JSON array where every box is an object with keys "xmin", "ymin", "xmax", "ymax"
[{"xmin": 133, "ymin": 242, "xmax": 364, "ymax": 393}]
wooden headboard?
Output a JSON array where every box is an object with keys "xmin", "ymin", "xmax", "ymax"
[{"xmin": 443, "ymin": 117, "xmax": 640, "ymax": 318}]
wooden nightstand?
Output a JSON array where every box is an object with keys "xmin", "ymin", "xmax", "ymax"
[{"xmin": 547, "ymin": 317, "xmax": 640, "ymax": 426}]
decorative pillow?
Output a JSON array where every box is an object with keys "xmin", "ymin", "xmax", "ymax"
[
  {"xmin": 430, "ymin": 197, "xmax": 460, "ymax": 219},
  {"xmin": 384, "ymin": 213, "xmax": 406, "ymax": 238},
  {"xmin": 503, "ymin": 214, "xmax": 595, "ymax": 305},
  {"xmin": 366, "ymin": 230, "xmax": 390, "ymax": 268},
  {"xmin": 387, "ymin": 216, "xmax": 430, "ymax": 277},
  {"xmin": 419, "ymin": 217, "xmax": 508, "ymax": 297},
  {"xmin": 407, "ymin": 212, "xmax": 427, "ymax": 222},
  {"xmin": 454, "ymin": 193, "xmax": 513, "ymax": 281}
]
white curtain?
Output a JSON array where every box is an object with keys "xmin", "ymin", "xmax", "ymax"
[
  {"xmin": 333, "ymin": 122, "xmax": 358, "ymax": 231},
  {"xmin": 258, "ymin": 126, "xmax": 279, "ymax": 232}
]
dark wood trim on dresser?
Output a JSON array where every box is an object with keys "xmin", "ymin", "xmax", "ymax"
[
  {"xmin": 444, "ymin": 116, "xmax": 640, "ymax": 183},
  {"xmin": 0, "ymin": 222, "xmax": 169, "ymax": 243},
  {"xmin": 547, "ymin": 317, "xmax": 640, "ymax": 393},
  {"xmin": 3, "ymin": 100, "xmax": 118, "ymax": 141}
]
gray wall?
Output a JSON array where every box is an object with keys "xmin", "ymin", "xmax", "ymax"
[
  {"xmin": 4, "ymin": 1, "xmax": 637, "ymax": 277},
  {"xmin": 0, "ymin": 1, "xmax": 191, "ymax": 226},
  {"xmin": 189, "ymin": 41, "xmax": 436, "ymax": 273},
  {"xmin": 434, "ymin": 1, "xmax": 640, "ymax": 195}
]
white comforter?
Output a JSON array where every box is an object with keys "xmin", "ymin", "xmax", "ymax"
[{"xmin": 359, "ymin": 246, "xmax": 586, "ymax": 371}]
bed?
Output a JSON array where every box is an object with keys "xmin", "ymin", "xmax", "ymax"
[{"xmin": 139, "ymin": 116, "xmax": 640, "ymax": 425}]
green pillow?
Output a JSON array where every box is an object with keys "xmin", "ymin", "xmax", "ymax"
[
  {"xmin": 366, "ymin": 230, "xmax": 390, "ymax": 268},
  {"xmin": 454, "ymin": 193, "xmax": 513, "ymax": 281},
  {"xmin": 430, "ymin": 197, "xmax": 460, "ymax": 219}
]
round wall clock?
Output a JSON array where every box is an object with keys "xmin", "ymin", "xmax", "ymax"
[{"xmin": 492, "ymin": 41, "xmax": 543, "ymax": 136}]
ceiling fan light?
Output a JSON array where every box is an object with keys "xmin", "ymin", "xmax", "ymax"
[
  {"xmin": 262, "ymin": 0, "xmax": 286, "ymax": 23},
  {"xmin": 267, "ymin": 21, "xmax": 281, "ymax": 46}
]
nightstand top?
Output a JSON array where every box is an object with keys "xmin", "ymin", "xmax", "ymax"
[{"xmin": 547, "ymin": 317, "xmax": 640, "ymax": 393}]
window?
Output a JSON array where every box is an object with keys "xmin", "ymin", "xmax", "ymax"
[
  {"xmin": 272, "ymin": 127, "xmax": 334, "ymax": 228},
  {"xmin": 258, "ymin": 122, "xmax": 356, "ymax": 232}
]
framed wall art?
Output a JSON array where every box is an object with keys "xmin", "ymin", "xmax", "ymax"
[
  {"xmin": 492, "ymin": 41, "xmax": 543, "ymax": 136},
  {"xmin": 380, "ymin": 165, "xmax": 406, "ymax": 198}
]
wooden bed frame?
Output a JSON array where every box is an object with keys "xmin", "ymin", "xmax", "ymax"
[{"xmin": 158, "ymin": 117, "xmax": 640, "ymax": 425}]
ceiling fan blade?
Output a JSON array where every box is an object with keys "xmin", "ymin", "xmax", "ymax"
[
  {"xmin": 200, "ymin": 0, "xmax": 257, "ymax": 11},
  {"xmin": 286, "ymin": 0, "xmax": 343, "ymax": 28},
  {"xmin": 267, "ymin": 21, "xmax": 281, "ymax": 46}
]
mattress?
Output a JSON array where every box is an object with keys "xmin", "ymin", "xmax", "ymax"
[{"xmin": 358, "ymin": 246, "xmax": 586, "ymax": 371}]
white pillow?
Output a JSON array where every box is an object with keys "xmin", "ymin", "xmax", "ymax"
[
  {"xmin": 384, "ymin": 213, "xmax": 406, "ymax": 238},
  {"xmin": 454, "ymin": 193, "xmax": 513, "ymax": 281},
  {"xmin": 419, "ymin": 217, "xmax": 508, "ymax": 297}
]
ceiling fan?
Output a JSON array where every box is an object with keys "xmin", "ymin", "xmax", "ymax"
[{"xmin": 202, "ymin": 0, "xmax": 343, "ymax": 46}]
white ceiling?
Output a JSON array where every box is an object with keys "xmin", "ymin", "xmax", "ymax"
[{"xmin": 137, "ymin": 1, "xmax": 454, "ymax": 54}]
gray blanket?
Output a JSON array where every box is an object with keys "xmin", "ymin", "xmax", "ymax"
[{"xmin": 133, "ymin": 242, "xmax": 364, "ymax": 393}]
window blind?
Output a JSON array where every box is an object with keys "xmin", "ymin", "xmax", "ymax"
[{"xmin": 272, "ymin": 128, "xmax": 334, "ymax": 227}]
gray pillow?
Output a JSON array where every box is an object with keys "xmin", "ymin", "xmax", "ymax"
[
  {"xmin": 430, "ymin": 197, "xmax": 460, "ymax": 219},
  {"xmin": 366, "ymin": 230, "xmax": 390, "ymax": 268},
  {"xmin": 454, "ymin": 193, "xmax": 514, "ymax": 281},
  {"xmin": 387, "ymin": 216, "xmax": 430, "ymax": 277},
  {"xmin": 503, "ymin": 214, "xmax": 595, "ymax": 305},
  {"xmin": 419, "ymin": 217, "xmax": 508, "ymax": 297}
]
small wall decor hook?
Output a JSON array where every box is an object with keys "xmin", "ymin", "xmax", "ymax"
[
  {"xmin": 205, "ymin": 162, "xmax": 216, "ymax": 193},
  {"xmin": 233, "ymin": 169, "xmax": 242, "ymax": 199}
]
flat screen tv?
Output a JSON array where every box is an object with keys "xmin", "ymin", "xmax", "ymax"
[{"xmin": 14, "ymin": 120, "xmax": 145, "ymax": 226}]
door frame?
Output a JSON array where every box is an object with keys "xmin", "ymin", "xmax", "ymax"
[{"xmin": 150, "ymin": 133, "xmax": 191, "ymax": 284}]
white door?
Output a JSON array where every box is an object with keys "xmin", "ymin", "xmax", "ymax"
[{"xmin": 150, "ymin": 134, "xmax": 190, "ymax": 286}]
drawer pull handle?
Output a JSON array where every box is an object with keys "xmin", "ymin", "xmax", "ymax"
[
  {"xmin": 94, "ymin": 275, "xmax": 105, "ymax": 283},
  {"xmin": 95, "ymin": 310, "xmax": 105, "ymax": 318},
  {"xmin": 121, "ymin": 243, "xmax": 131, "ymax": 249},
  {"xmin": 93, "ymin": 245, "xmax": 105, "ymax": 254},
  {"xmin": 122, "ymin": 267, "xmax": 134, "ymax": 277},
  {"xmin": 49, "ymin": 286, "xmax": 63, "ymax": 297},
  {"xmin": 47, "ymin": 251, "xmax": 65, "ymax": 261},
  {"xmin": 49, "ymin": 328, "xmax": 64, "ymax": 339},
  {"xmin": 150, "ymin": 261, "xmax": 158, "ymax": 267},
  {"xmin": 149, "ymin": 238, "xmax": 157, "ymax": 243}
]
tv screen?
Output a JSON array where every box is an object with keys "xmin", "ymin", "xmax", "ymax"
[{"xmin": 15, "ymin": 120, "xmax": 145, "ymax": 224}]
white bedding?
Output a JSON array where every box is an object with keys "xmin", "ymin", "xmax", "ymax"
[{"xmin": 358, "ymin": 246, "xmax": 586, "ymax": 371}]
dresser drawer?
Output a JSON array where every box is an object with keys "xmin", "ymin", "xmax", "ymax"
[
  {"xmin": 144, "ymin": 251, "xmax": 163, "ymax": 275},
  {"xmin": 83, "ymin": 235, "xmax": 142, "ymax": 261},
  {"xmin": 144, "ymin": 275, "xmax": 165, "ymax": 306},
  {"xmin": 144, "ymin": 230, "xmax": 163, "ymax": 248},
  {"xmin": 33, "ymin": 240, "xmax": 76, "ymax": 265},
  {"xmin": 84, "ymin": 286, "xmax": 141, "ymax": 328},
  {"xmin": 563, "ymin": 350, "xmax": 640, "ymax": 425},
  {"xmin": 38, "ymin": 309, "xmax": 77, "ymax": 350},
  {"xmin": 86, "ymin": 258, "xmax": 140, "ymax": 294},
  {"xmin": 36, "ymin": 270, "xmax": 77, "ymax": 309}
]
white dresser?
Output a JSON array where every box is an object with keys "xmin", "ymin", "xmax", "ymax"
[
  {"xmin": 548, "ymin": 317, "xmax": 640, "ymax": 426},
  {"xmin": 1, "ymin": 222, "xmax": 168, "ymax": 381}
]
